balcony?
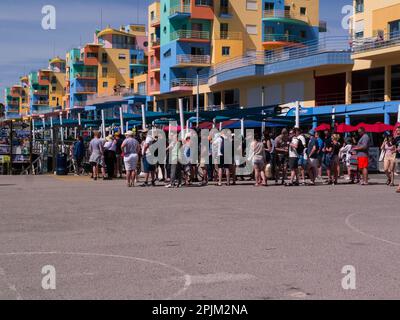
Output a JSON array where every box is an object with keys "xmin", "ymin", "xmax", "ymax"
[
  {"xmin": 262, "ymin": 9, "xmax": 309, "ymax": 24},
  {"xmin": 171, "ymin": 30, "xmax": 210, "ymax": 42},
  {"xmin": 170, "ymin": 78, "xmax": 196, "ymax": 92},
  {"xmin": 150, "ymin": 16, "xmax": 160, "ymax": 27},
  {"xmin": 38, "ymin": 71, "xmax": 51, "ymax": 86},
  {"xmin": 75, "ymin": 86, "xmax": 97, "ymax": 94},
  {"xmin": 262, "ymin": 34, "xmax": 307, "ymax": 49},
  {"xmin": 169, "ymin": 5, "xmax": 191, "ymax": 20},
  {"xmin": 33, "ymin": 89, "xmax": 49, "ymax": 96},
  {"xmin": 150, "ymin": 61, "xmax": 161, "ymax": 70},
  {"xmin": 32, "ymin": 100, "xmax": 50, "ymax": 106},
  {"xmin": 130, "ymin": 59, "xmax": 147, "ymax": 66},
  {"xmin": 74, "ymin": 72, "xmax": 97, "ymax": 80},
  {"xmin": 216, "ymin": 31, "xmax": 243, "ymax": 40},
  {"xmin": 352, "ymin": 32, "xmax": 400, "ymax": 59},
  {"xmin": 175, "ymin": 54, "xmax": 211, "ymax": 67},
  {"xmin": 151, "ymin": 38, "xmax": 161, "ymax": 49},
  {"xmin": 10, "ymin": 88, "xmax": 22, "ymax": 97}
]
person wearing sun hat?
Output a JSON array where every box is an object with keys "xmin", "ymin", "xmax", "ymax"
[{"xmin": 121, "ymin": 130, "xmax": 140, "ymax": 187}]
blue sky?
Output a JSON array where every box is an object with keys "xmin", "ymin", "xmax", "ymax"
[{"xmin": 0, "ymin": 0, "xmax": 351, "ymax": 102}]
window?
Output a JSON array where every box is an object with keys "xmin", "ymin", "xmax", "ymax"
[
  {"xmin": 389, "ymin": 20, "xmax": 400, "ymax": 38},
  {"xmin": 102, "ymin": 67, "xmax": 108, "ymax": 77},
  {"xmin": 300, "ymin": 7, "xmax": 306, "ymax": 15},
  {"xmin": 246, "ymin": 25, "xmax": 257, "ymax": 35},
  {"xmin": 118, "ymin": 54, "xmax": 126, "ymax": 60},
  {"xmin": 246, "ymin": 0, "xmax": 257, "ymax": 11},
  {"xmin": 102, "ymin": 53, "xmax": 108, "ymax": 63},
  {"xmin": 220, "ymin": 23, "xmax": 229, "ymax": 39},
  {"xmin": 222, "ymin": 46, "xmax": 230, "ymax": 56},
  {"xmin": 264, "ymin": 2, "xmax": 274, "ymax": 11},
  {"xmin": 52, "ymin": 86, "xmax": 57, "ymax": 92},
  {"xmin": 119, "ymin": 68, "xmax": 127, "ymax": 74},
  {"xmin": 52, "ymin": 97, "xmax": 56, "ymax": 101},
  {"xmin": 87, "ymin": 52, "xmax": 98, "ymax": 58},
  {"xmin": 103, "ymin": 82, "xmax": 108, "ymax": 88},
  {"xmin": 138, "ymin": 82, "xmax": 146, "ymax": 95},
  {"xmin": 355, "ymin": 0, "xmax": 364, "ymax": 13}
]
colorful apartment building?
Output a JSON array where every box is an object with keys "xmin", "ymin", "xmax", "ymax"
[
  {"xmin": 66, "ymin": 24, "xmax": 149, "ymax": 111},
  {"xmin": 147, "ymin": 0, "xmax": 323, "ymax": 112}
]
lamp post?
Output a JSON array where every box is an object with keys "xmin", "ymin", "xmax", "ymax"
[{"xmin": 196, "ymin": 68, "xmax": 201, "ymax": 128}]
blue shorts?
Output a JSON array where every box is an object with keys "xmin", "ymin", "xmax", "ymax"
[
  {"xmin": 142, "ymin": 155, "xmax": 155, "ymax": 173},
  {"xmin": 298, "ymin": 156, "xmax": 307, "ymax": 168}
]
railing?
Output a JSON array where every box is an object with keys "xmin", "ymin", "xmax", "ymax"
[
  {"xmin": 217, "ymin": 31, "xmax": 242, "ymax": 40},
  {"xmin": 315, "ymin": 88, "xmax": 394, "ymax": 106},
  {"xmin": 75, "ymin": 72, "xmax": 97, "ymax": 79},
  {"xmin": 210, "ymin": 36, "xmax": 351, "ymax": 78},
  {"xmin": 170, "ymin": 5, "xmax": 191, "ymax": 16},
  {"xmin": 76, "ymin": 87, "xmax": 97, "ymax": 93},
  {"xmin": 131, "ymin": 59, "xmax": 147, "ymax": 65},
  {"xmin": 151, "ymin": 39, "xmax": 161, "ymax": 47},
  {"xmin": 150, "ymin": 61, "xmax": 161, "ymax": 69},
  {"xmin": 150, "ymin": 17, "xmax": 160, "ymax": 25},
  {"xmin": 171, "ymin": 30, "xmax": 210, "ymax": 41},
  {"xmin": 7, "ymin": 101, "xmax": 19, "ymax": 106},
  {"xmin": 352, "ymin": 32, "xmax": 400, "ymax": 54},
  {"xmin": 72, "ymin": 101, "xmax": 88, "ymax": 107},
  {"xmin": 176, "ymin": 54, "xmax": 211, "ymax": 65},
  {"xmin": 263, "ymin": 9, "xmax": 309, "ymax": 23},
  {"xmin": 263, "ymin": 34, "xmax": 305, "ymax": 44},
  {"xmin": 32, "ymin": 101, "xmax": 50, "ymax": 106},
  {"xmin": 171, "ymin": 78, "xmax": 196, "ymax": 88},
  {"xmin": 195, "ymin": 0, "xmax": 213, "ymax": 6},
  {"xmin": 33, "ymin": 90, "xmax": 49, "ymax": 96}
]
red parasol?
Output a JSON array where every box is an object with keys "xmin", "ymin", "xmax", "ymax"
[
  {"xmin": 314, "ymin": 123, "xmax": 331, "ymax": 131},
  {"xmin": 335, "ymin": 123, "xmax": 357, "ymax": 133},
  {"xmin": 356, "ymin": 122, "xmax": 394, "ymax": 133}
]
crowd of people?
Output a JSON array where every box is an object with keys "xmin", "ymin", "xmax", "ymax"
[{"xmin": 71, "ymin": 125, "xmax": 400, "ymax": 193}]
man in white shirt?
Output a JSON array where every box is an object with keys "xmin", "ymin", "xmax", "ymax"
[{"xmin": 141, "ymin": 130, "xmax": 156, "ymax": 187}]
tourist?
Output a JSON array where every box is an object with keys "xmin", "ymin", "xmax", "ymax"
[
  {"xmin": 214, "ymin": 132, "xmax": 230, "ymax": 186},
  {"xmin": 325, "ymin": 134, "xmax": 341, "ymax": 185},
  {"xmin": 381, "ymin": 133, "xmax": 396, "ymax": 187},
  {"xmin": 89, "ymin": 131, "xmax": 105, "ymax": 181},
  {"xmin": 121, "ymin": 131, "xmax": 140, "ymax": 187},
  {"xmin": 103, "ymin": 135, "xmax": 117, "ymax": 180},
  {"xmin": 250, "ymin": 133, "xmax": 267, "ymax": 187},
  {"xmin": 72, "ymin": 136, "xmax": 85, "ymax": 176},
  {"xmin": 353, "ymin": 127, "xmax": 370, "ymax": 185},
  {"xmin": 114, "ymin": 132, "xmax": 124, "ymax": 179},
  {"xmin": 394, "ymin": 127, "xmax": 400, "ymax": 193},
  {"xmin": 274, "ymin": 128, "xmax": 289, "ymax": 185},
  {"xmin": 199, "ymin": 136, "xmax": 209, "ymax": 186},
  {"xmin": 339, "ymin": 137, "xmax": 354, "ymax": 181},
  {"xmin": 296, "ymin": 128, "xmax": 307, "ymax": 185},
  {"xmin": 165, "ymin": 132, "xmax": 182, "ymax": 188},
  {"xmin": 140, "ymin": 129, "xmax": 156, "ymax": 187},
  {"xmin": 306, "ymin": 130, "xmax": 319, "ymax": 185},
  {"xmin": 315, "ymin": 131, "xmax": 325, "ymax": 180},
  {"xmin": 182, "ymin": 135, "xmax": 193, "ymax": 186},
  {"xmin": 286, "ymin": 129, "xmax": 301, "ymax": 186}
]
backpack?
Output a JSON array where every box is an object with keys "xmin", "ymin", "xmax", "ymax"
[{"xmin": 296, "ymin": 137, "xmax": 305, "ymax": 155}]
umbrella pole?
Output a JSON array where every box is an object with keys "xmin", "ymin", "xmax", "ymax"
[
  {"xmin": 119, "ymin": 107, "xmax": 124, "ymax": 134},
  {"xmin": 179, "ymin": 99, "xmax": 185, "ymax": 140},
  {"xmin": 141, "ymin": 104, "xmax": 146, "ymax": 130}
]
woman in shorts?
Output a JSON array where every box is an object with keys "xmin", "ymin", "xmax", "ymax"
[{"xmin": 121, "ymin": 131, "xmax": 140, "ymax": 187}]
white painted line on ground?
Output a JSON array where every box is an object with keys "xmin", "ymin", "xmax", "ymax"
[
  {"xmin": 188, "ymin": 273, "xmax": 256, "ymax": 285},
  {"xmin": 345, "ymin": 212, "xmax": 400, "ymax": 247},
  {"xmin": 0, "ymin": 252, "xmax": 192, "ymax": 300}
]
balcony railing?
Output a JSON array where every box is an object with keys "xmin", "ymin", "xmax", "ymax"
[
  {"xmin": 170, "ymin": 5, "xmax": 191, "ymax": 16},
  {"xmin": 33, "ymin": 100, "xmax": 49, "ymax": 106},
  {"xmin": 217, "ymin": 31, "xmax": 243, "ymax": 40},
  {"xmin": 151, "ymin": 39, "xmax": 161, "ymax": 47},
  {"xmin": 263, "ymin": 9, "xmax": 309, "ymax": 23},
  {"xmin": 352, "ymin": 32, "xmax": 400, "ymax": 54},
  {"xmin": 176, "ymin": 54, "xmax": 211, "ymax": 65},
  {"xmin": 263, "ymin": 34, "xmax": 306, "ymax": 44},
  {"xmin": 195, "ymin": 0, "xmax": 213, "ymax": 6},
  {"xmin": 171, "ymin": 78, "xmax": 196, "ymax": 88},
  {"xmin": 75, "ymin": 87, "xmax": 97, "ymax": 93},
  {"xmin": 150, "ymin": 61, "xmax": 161, "ymax": 69},
  {"xmin": 75, "ymin": 72, "xmax": 97, "ymax": 79},
  {"xmin": 131, "ymin": 59, "xmax": 147, "ymax": 65},
  {"xmin": 210, "ymin": 37, "xmax": 351, "ymax": 78},
  {"xmin": 150, "ymin": 17, "xmax": 160, "ymax": 25},
  {"xmin": 171, "ymin": 30, "xmax": 210, "ymax": 41},
  {"xmin": 33, "ymin": 90, "xmax": 49, "ymax": 96}
]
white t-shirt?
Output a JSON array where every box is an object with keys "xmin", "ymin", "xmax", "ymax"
[
  {"xmin": 142, "ymin": 136, "xmax": 154, "ymax": 156},
  {"xmin": 289, "ymin": 137, "xmax": 299, "ymax": 158}
]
